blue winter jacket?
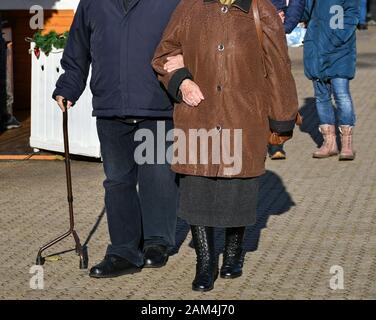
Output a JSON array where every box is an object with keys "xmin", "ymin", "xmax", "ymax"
[
  {"xmin": 284, "ymin": 0, "xmax": 305, "ymax": 34},
  {"xmin": 303, "ymin": 0, "xmax": 358, "ymax": 81},
  {"xmin": 53, "ymin": 0, "xmax": 181, "ymax": 118}
]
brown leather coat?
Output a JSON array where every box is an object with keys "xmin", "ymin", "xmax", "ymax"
[{"xmin": 153, "ymin": 0, "xmax": 299, "ymax": 178}]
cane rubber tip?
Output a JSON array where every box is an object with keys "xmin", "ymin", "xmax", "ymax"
[
  {"xmin": 79, "ymin": 247, "xmax": 89, "ymax": 269},
  {"xmin": 79, "ymin": 259, "xmax": 88, "ymax": 270}
]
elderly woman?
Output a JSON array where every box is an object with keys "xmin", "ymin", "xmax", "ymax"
[{"xmin": 153, "ymin": 0, "xmax": 299, "ymax": 292}]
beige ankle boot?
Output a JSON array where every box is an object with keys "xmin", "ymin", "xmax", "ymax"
[
  {"xmin": 313, "ymin": 124, "xmax": 339, "ymax": 158},
  {"xmin": 339, "ymin": 125, "xmax": 356, "ymax": 161}
]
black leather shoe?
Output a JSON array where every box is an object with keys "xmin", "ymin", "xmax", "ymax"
[
  {"xmin": 89, "ymin": 255, "xmax": 141, "ymax": 278},
  {"xmin": 191, "ymin": 226, "xmax": 218, "ymax": 292},
  {"xmin": 220, "ymin": 227, "xmax": 246, "ymax": 279},
  {"xmin": 144, "ymin": 245, "xmax": 169, "ymax": 268}
]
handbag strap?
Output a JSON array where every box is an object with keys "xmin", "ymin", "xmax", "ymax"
[{"xmin": 252, "ymin": 0, "xmax": 267, "ymax": 78}]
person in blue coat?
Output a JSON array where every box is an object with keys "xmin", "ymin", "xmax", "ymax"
[
  {"xmin": 53, "ymin": 0, "xmax": 183, "ymax": 278},
  {"xmin": 269, "ymin": 0, "xmax": 306, "ymax": 160},
  {"xmin": 271, "ymin": 0, "xmax": 286, "ymax": 12},
  {"xmin": 303, "ymin": 0, "xmax": 358, "ymax": 160},
  {"xmin": 270, "ymin": 0, "xmax": 305, "ymax": 34},
  {"xmin": 285, "ymin": 0, "xmax": 306, "ymax": 33}
]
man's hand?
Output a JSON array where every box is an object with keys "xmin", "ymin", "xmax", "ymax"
[
  {"xmin": 164, "ymin": 54, "xmax": 184, "ymax": 73},
  {"xmin": 278, "ymin": 11, "xmax": 286, "ymax": 24},
  {"xmin": 56, "ymin": 95, "xmax": 73, "ymax": 112},
  {"xmin": 180, "ymin": 79, "xmax": 204, "ymax": 107}
]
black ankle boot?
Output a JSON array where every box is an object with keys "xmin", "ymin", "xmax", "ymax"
[
  {"xmin": 220, "ymin": 227, "xmax": 245, "ymax": 279},
  {"xmin": 191, "ymin": 225, "xmax": 218, "ymax": 292}
]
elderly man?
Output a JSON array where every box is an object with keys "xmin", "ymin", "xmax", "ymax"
[{"xmin": 53, "ymin": 0, "xmax": 182, "ymax": 278}]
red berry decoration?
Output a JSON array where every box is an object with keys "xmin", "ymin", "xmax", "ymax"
[{"xmin": 34, "ymin": 47, "xmax": 41, "ymax": 59}]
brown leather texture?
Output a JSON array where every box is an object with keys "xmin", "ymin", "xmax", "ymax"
[
  {"xmin": 153, "ymin": 0, "xmax": 299, "ymax": 177},
  {"xmin": 252, "ymin": 0, "xmax": 302, "ymax": 146},
  {"xmin": 268, "ymin": 113, "xmax": 303, "ymax": 145}
]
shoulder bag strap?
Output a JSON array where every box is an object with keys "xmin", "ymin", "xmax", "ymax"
[{"xmin": 252, "ymin": 0, "xmax": 268, "ymax": 78}]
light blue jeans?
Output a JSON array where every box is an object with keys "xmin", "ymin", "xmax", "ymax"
[{"xmin": 313, "ymin": 78, "xmax": 356, "ymax": 126}]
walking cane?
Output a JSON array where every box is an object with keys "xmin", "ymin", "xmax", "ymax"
[{"xmin": 36, "ymin": 99, "xmax": 88, "ymax": 269}]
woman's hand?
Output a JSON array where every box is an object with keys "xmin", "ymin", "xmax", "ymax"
[
  {"xmin": 278, "ymin": 11, "xmax": 286, "ymax": 24},
  {"xmin": 164, "ymin": 54, "xmax": 184, "ymax": 73},
  {"xmin": 180, "ymin": 79, "xmax": 205, "ymax": 107}
]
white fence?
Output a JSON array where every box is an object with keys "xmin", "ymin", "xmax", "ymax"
[{"xmin": 30, "ymin": 43, "xmax": 101, "ymax": 158}]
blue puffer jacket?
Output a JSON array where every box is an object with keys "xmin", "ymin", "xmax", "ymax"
[
  {"xmin": 53, "ymin": 0, "xmax": 181, "ymax": 118},
  {"xmin": 303, "ymin": 0, "xmax": 358, "ymax": 81},
  {"xmin": 284, "ymin": 0, "xmax": 305, "ymax": 34}
]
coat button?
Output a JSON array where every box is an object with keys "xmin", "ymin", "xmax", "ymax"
[
  {"xmin": 218, "ymin": 44, "xmax": 225, "ymax": 52},
  {"xmin": 216, "ymin": 125, "xmax": 222, "ymax": 132},
  {"xmin": 221, "ymin": 6, "xmax": 229, "ymax": 13},
  {"xmin": 217, "ymin": 85, "xmax": 222, "ymax": 92}
]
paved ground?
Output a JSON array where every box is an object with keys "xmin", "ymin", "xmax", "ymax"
[{"xmin": 1, "ymin": 29, "xmax": 376, "ymax": 300}]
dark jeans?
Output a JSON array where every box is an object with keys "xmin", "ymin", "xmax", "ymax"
[{"xmin": 96, "ymin": 117, "xmax": 178, "ymax": 266}]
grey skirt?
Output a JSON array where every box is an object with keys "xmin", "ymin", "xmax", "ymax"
[{"xmin": 178, "ymin": 175, "xmax": 259, "ymax": 227}]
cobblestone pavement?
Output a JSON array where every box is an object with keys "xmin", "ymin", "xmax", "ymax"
[{"xmin": 1, "ymin": 30, "xmax": 376, "ymax": 300}]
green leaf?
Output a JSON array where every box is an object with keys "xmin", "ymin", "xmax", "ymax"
[{"xmin": 30, "ymin": 30, "xmax": 70, "ymax": 55}]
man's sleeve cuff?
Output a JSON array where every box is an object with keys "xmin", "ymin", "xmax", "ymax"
[
  {"xmin": 167, "ymin": 68, "xmax": 193, "ymax": 103},
  {"xmin": 269, "ymin": 118, "xmax": 296, "ymax": 133}
]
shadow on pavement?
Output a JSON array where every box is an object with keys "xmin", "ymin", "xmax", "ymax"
[
  {"xmin": 83, "ymin": 206, "xmax": 106, "ymax": 250},
  {"xmin": 299, "ymin": 97, "xmax": 322, "ymax": 147}
]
